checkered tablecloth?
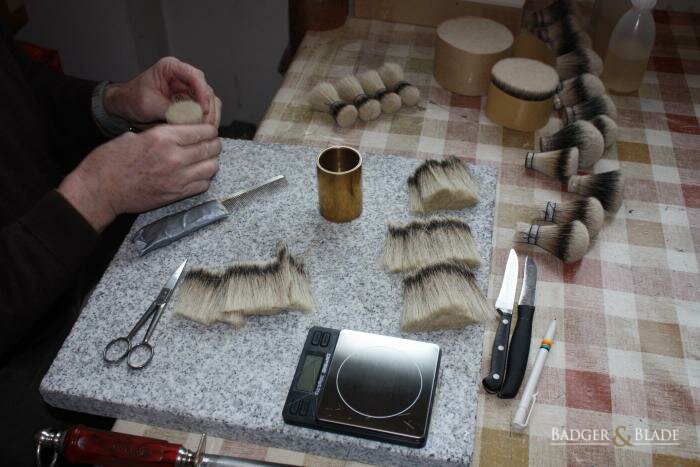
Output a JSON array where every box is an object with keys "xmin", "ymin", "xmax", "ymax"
[{"xmin": 115, "ymin": 9, "xmax": 700, "ymax": 467}]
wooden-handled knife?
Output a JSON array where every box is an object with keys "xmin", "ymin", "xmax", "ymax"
[{"xmin": 482, "ymin": 249, "xmax": 518, "ymax": 393}]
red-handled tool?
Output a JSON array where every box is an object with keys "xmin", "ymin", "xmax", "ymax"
[{"xmin": 35, "ymin": 425, "xmax": 284, "ymax": 467}]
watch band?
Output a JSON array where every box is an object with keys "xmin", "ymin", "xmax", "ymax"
[{"xmin": 91, "ymin": 81, "xmax": 133, "ymax": 137}]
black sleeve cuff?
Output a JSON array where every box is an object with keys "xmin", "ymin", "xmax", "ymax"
[{"xmin": 18, "ymin": 191, "xmax": 99, "ymax": 272}]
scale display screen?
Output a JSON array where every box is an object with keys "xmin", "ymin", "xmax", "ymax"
[{"xmin": 295, "ymin": 354, "xmax": 323, "ymax": 392}]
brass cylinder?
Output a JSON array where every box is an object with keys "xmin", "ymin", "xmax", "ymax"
[{"xmin": 316, "ymin": 146, "xmax": 362, "ymax": 222}]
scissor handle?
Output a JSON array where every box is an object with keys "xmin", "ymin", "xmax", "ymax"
[
  {"xmin": 127, "ymin": 342, "xmax": 154, "ymax": 369},
  {"xmin": 103, "ymin": 337, "xmax": 131, "ymax": 364}
]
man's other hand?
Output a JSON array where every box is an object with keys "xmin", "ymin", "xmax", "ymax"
[
  {"xmin": 103, "ymin": 57, "xmax": 222, "ymax": 128},
  {"xmin": 57, "ymin": 124, "xmax": 222, "ymax": 232}
]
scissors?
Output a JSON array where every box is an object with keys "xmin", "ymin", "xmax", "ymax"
[{"xmin": 103, "ymin": 259, "xmax": 188, "ymax": 369}]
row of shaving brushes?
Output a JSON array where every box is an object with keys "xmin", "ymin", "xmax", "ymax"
[{"xmin": 309, "ymin": 63, "xmax": 421, "ymax": 127}]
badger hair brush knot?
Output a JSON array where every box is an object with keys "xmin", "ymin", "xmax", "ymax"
[
  {"xmin": 563, "ymin": 94, "xmax": 618, "ymax": 124},
  {"xmin": 526, "ymin": 0, "xmax": 580, "ymax": 28},
  {"xmin": 525, "ymin": 147, "xmax": 579, "ymax": 181},
  {"xmin": 513, "ymin": 221, "xmax": 590, "ymax": 263},
  {"xmin": 568, "ymin": 170, "xmax": 624, "ymax": 214},
  {"xmin": 408, "ymin": 157, "xmax": 479, "ymax": 214},
  {"xmin": 377, "ymin": 62, "xmax": 421, "ymax": 106},
  {"xmin": 309, "ymin": 82, "xmax": 358, "ymax": 128},
  {"xmin": 589, "ymin": 114, "xmax": 618, "ymax": 148},
  {"xmin": 402, "ymin": 263, "xmax": 491, "ymax": 331},
  {"xmin": 528, "ymin": 197, "xmax": 605, "ymax": 237},
  {"xmin": 382, "ymin": 217, "xmax": 481, "ymax": 272},
  {"xmin": 358, "ymin": 70, "xmax": 402, "ymax": 114},
  {"xmin": 535, "ymin": 14, "xmax": 583, "ymax": 43},
  {"xmin": 174, "ymin": 268, "xmax": 227, "ymax": 325},
  {"xmin": 165, "ymin": 100, "xmax": 204, "ymax": 125},
  {"xmin": 337, "ymin": 75, "xmax": 381, "ymax": 121},
  {"xmin": 554, "ymin": 73, "xmax": 605, "ymax": 109},
  {"xmin": 555, "ymin": 48, "xmax": 603, "ymax": 80},
  {"xmin": 540, "ymin": 120, "xmax": 605, "ymax": 168},
  {"xmin": 549, "ymin": 30, "xmax": 593, "ymax": 57}
]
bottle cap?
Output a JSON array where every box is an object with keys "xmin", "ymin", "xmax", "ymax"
[{"xmin": 631, "ymin": 0, "xmax": 656, "ymax": 9}]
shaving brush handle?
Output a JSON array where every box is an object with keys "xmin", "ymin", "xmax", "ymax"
[
  {"xmin": 498, "ymin": 304, "xmax": 535, "ymax": 399},
  {"xmin": 61, "ymin": 425, "xmax": 182, "ymax": 467},
  {"xmin": 483, "ymin": 312, "xmax": 511, "ymax": 393}
]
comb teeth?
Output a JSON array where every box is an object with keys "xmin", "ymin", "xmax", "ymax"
[{"xmin": 222, "ymin": 175, "xmax": 286, "ymax": 211}]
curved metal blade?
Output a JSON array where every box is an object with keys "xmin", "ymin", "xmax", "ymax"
[
  {"xmin": 160, "ymin": 259, "xmax": 188, "ymax": 302},
  {"xmin": 495, "ymin": 249, "xmax": 518, "ymax": 315},
  {"xmin": 518, "ymin": 256, "xmax": 538, "ymax": 306}
]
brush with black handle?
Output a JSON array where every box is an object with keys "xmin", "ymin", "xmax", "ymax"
[{"xmin": 499, "ymin": 256, "xmax": 538, "ymax": 399}]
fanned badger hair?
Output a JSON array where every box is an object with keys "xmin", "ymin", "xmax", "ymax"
[
  {"xmin": 408, "ymin": 157, "xmax": 479, "ymax": 214},
  {"xmin": 382, "ymin": 217, "xmax": 481, "ymax": 272},
  {"xmin": 402, "ymin": 263, "xmax": 491, "ymax": 331},
  {"xmin": 174, "ymin": 244, "xmax": 314, "ymax": 328}
]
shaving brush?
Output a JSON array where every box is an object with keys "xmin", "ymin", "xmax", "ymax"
[
  {"xmin": 165, "ymin": 100, "xmax": 203, "ymax": 124},
  {"xmin": 554, "ymin": 73, "xmax": 605, "ymax": 109},
  {"xmin": 589, "ymin": 114, "xmax": 619, "ymax": 148},
  {"xmin": 526, "ymin": 0, "xmax": 580, "ymax": 28},
  {"xmin": 309, "ymin": 82, "xmax": 358, "ymax": 128},
  {"xmin": 568, "ymin": 171, "xmax": 624, "ymax": 214},
  {"xmin": 540, "ymin": 120, "xmax": 605, "ymax": 168},
  {"xmin": 513, "ymin": 220, "xmax": 590, "ymax": 263},
  {"xmin": 555, "ymin": 48, "xmax": 603, "ymax": 80},
  {"xmin": 524, "ymin": 147, "xmax": 579, "ymax": 181},
  {"xmin": 377, "ymin": 62, "xmax": 421, "ymax": 106},
  {"xmin": 358, "ymin": 70, "xmax": 402, "ymax": 114},
  {"xmin": 535, "ymin": 14, "xmax": 583, "ymax": 43},
  {"xmin": 527, "ymin": 198, "xmax": 605, "ymax": 237},
  {"xmin": 337, "ymin": 75, "xmax": 381, "ymax": 121},
  {"xmin": 549, "ymin": 30, "xmax": 593, "ymax": 56},
  {"xmin": 563, "ymin": 94, "xmax": 618, "ymax": 124}
]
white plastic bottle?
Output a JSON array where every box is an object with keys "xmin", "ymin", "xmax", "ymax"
[
  {"xmin": 589, "ymin": 0, "xmax": 631, "ymax": 59},
  {"xmin": 601, "ymin": 0, "xmax": 656, "ymax": 94}
]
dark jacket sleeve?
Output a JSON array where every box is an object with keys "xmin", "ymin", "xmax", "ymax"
[
  {"xmin": 2, "ymin": 26, "xmax": 107, "ymax": 171},
  {"xmin": 0, "ymin": 191, "xmax": 99, "ymax": 359}
]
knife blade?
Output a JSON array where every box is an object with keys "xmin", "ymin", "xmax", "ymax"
[
  {"xmin": 499, "ymin": 256, "xmax": 538, "ymax": 399},
  {"xmin": 482, "ymin": 249, "xmax": 519, "ymax": 393}
]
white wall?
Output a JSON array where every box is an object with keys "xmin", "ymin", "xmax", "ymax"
[{"xmin": 15, "ymin": 0, "xmax": 288, "ymax": 125}]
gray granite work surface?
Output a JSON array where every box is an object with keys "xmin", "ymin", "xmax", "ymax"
[{"xmin": 41, "ymin": 139, "xmax": 497, "ymax": 467}]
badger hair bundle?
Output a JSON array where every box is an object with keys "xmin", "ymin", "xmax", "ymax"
[
  {"xmin": 555, "ymin": 48, "xmax": 603, "ymax": 80},
  {"xmin": 549, "ymin": 30, "xmax": 593, "ymax": 57},
  {"xmin": 377, "ymin": 62, "xmax": 421, "ymax": 106},
  {"xmin": 540, "ymin": 120, "xmax": 605, "ymax": 168},
  {"xmin": 563, "ymin": 94, "xmax": 618, "ymax": 124},
  {"xmin": 174, "ymin": 245, "xmax": 314, "ymax": 328},
  {"xmin": 408, "ymin": 157, "xmax": 479, "ymax": 214},
  {"xmin": 526, "ymin": 0, "xmax": 580, "ymax": 28},
  {"xmin": 527, "ymin": 197, "xmax": 605, "ymax": 237},
  {"xmin": 402, "ymin": 263, "xmax": 491, "ymax": 331},
  {"xmin": 568, "ymin": 170, "xmax": 624, "ymax": 214},
  {"xmin": 554, "ymin": 73, "xmax": 605, "ymax": 109},
  {"xmin": 382, "ymin": 217, "xmax": 481, "ymax": 272},
  {"xmin": 513, "ymin": 220, "xmax": 590, "ymax": 263},
  {"xmin": 174, "ymin": 268, "xmax": 228, "ymax": 325},
  {"xmin": 166, "ymin": 100, "xmax": 204, "ymax": 125},
  {"xmin": 589, "ymin": 114, "xmax": 619, "ymax": 148},
  {"xmin": 358, "ymin": 70, "xmax": 402, "ymax": 114},
  {"xmin": 524, "ymin": 147, "xmax": 579, "ymax": 181},
  {"xmin": 337, "ymin": 75, "xmax": 382, "ymax": 122},
  {"xmin": 309, "ymin": 82, "xmax": 358, "ymax": 128}
]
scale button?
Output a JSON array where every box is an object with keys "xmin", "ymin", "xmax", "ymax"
[
  {"xmin": 289, "ymin": 401, "xmax": 300, "ymax": 415},
  {"xmin": 300, "ymin": 400, "xmax": 309, "ymax": 416},
  {"xmin": 321, "ymin": 333, "xmax": 330, "ymax": 347},
  {"xmin": 311, "ymin": 331, "xmax": 322, "ymax": 346}
]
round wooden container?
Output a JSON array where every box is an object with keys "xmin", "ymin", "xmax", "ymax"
[
  {"xmin": 485, "ymin": 57, "xmax": 559, "ymax": 132},
  {"xmin": 434, "ymin": 16, "xmax": 514, "ymax": 96}
]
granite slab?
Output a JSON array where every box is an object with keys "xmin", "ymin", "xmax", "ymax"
[{"xmin": 41, "ymin": 139, "xmax": 497, "ymax": 467}]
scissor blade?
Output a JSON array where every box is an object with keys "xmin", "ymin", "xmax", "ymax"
[
  {"xmin": 162, "ymin": 259, "xmax": 188, "ymax": 297},
  {"xmin": 495, "ymin": 249, "xmax": 518, "ymax": 315}
]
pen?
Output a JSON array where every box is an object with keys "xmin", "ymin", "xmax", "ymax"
[{"xmin": 511, "ymin": 319, "xmax": 556, "ymax": 430}]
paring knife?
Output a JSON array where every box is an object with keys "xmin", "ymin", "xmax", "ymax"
[
  {"xmin": 482, "ymin": 248, "xmax": 519, "ymax": 393},
  {"xmin": 499, "ymin": 256, "xmax": 538, "ymax": 399}
]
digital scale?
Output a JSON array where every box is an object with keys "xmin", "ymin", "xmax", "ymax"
[{"xmin": 283, "ymin": 327, "xmax": 441, "ymax": 447}]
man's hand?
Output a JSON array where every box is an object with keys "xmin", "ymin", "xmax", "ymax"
[
  {"xmin": 103, "ymin": 57, "xmax": 222, "ymax": 127},
  {"xmin": 58, "ymin": 124, "xmax": 222, "ymax": 232}
]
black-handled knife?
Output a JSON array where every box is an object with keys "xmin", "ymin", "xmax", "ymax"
[
  {"xmin": 482, "ymin": 249, "xmax": 518, "ymax": 393},
  {"xmin": 499, "ymin": 256, "xmax": 538, "ymax": 399}
]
